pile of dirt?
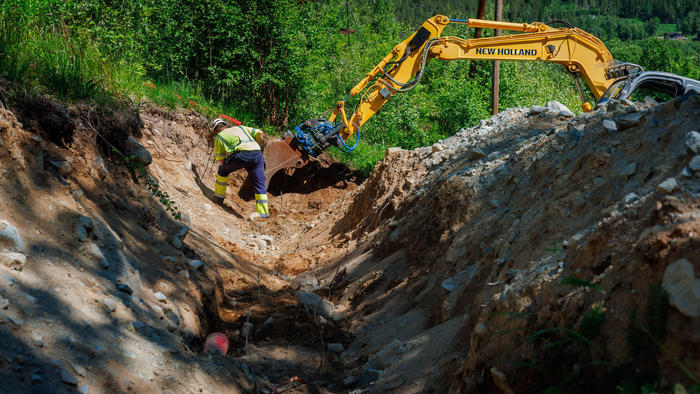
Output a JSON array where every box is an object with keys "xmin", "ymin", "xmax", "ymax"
[{"xmin": 317, "ymin": 93, "xmax": 700, "ymax": 392}]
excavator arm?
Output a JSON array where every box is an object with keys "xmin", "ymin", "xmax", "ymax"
[
  {"xmin": 332, "ymin": 15, "xmax": 617, "ymax": 141},
  {"xmin": 264, "ymin": 15, "xmax": 633, "ymax": 186}
]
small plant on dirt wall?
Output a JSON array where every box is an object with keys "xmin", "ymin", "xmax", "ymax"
[{"xmin": 121, "ymin": 152, "xmax": 181, "ymax": 220}]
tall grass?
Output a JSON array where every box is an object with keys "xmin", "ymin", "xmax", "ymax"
[{"xmin": 0, "ymin": 5, "xmax": 142, "ymax": 102}]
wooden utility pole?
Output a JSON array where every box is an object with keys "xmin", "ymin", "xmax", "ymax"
[
  {"xmin": 468, "ymin": 0, "xmax": 487, "ymax": 78},
  {"xmin": 492, "ymin": 0, "xmax": 502, "ymax": 115}
]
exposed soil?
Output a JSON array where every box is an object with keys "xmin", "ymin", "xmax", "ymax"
[{"xmin": 0, "ymin": 89, "xmax": 698, "ymax": 393}]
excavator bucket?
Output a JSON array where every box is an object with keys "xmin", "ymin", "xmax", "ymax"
[{"xmin": 263, "ymin": 139, "xmax": 307, "ymax": 189}]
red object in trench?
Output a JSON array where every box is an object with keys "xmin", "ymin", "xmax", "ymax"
[
  {"xmin": 220, "ymin": 114, "xmax": 242, "ymax": 126},
  {"xmin": 203, "ymin": 332, "xmax": 229, "ymax": 356}
]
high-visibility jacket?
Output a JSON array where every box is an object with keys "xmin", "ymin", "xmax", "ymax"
[{"xmin": 214, "ymin": 126, "xmax": 262, "ymax": 161}]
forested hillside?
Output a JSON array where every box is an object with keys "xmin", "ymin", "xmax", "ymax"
[
  {"xmin": 1, "ymin": 0, "xmax": 699, "ymax": 173},
  {"xmin": 393, "ymin": 0, "xmax": 700, "ymax": 39}
]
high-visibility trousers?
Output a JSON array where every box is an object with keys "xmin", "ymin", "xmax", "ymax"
[{"xmin": 214, "ymin": 150, "xmax": 269, "ymax": 218}]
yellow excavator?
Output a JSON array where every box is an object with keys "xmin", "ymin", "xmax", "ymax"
[{"xmin": 262, "ymin": 15, "xmax": 694, "ymax": 185}]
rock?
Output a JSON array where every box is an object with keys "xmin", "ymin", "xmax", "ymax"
[
  {"xmin": 469, "ymin": 148, "xmax": 486, "ymax": 160},
  {"xmin": 292, "ymin": 271, "xmax": 319, "ymax": 291},
  {"xmin": 132, "ymin": 321, "xmax": 145, "ymax": 330},
  {"xmin": 685, "ymin": 131, "xmax": 700, "ymax": 155},
  {"xmin": 530, "ymin": 105, "xmax": 547, "ymax": 114},
  {"xmin": 385, "ymin": 147, "xmax": 403, "ymax": 156},
  {"xmin": 49, "ymin": 157, "xmax": 73, "ymax": 176},
  {"xmin": 689, "ymin": 156, "xmax": 700, "ymax": 173},
  {"xmin": 657, "ymin": 178, "xmax": 679, "ymax": 194},
  {"xmin": 0, "ymin": 220, "xmax": 24, "ymax": 253},
  {"xmin": 184, "ymin": 161, "xmax": 192, "ymax": 171},
  {"xmin": 71, "ymin": 364, "xmax": 87, "ymax": 377},
  {"xmin": 251, "ymin": 238, "xmax": 267, "ymax": 249},
  {"xmin": 644, "ymin": 96, "xmax": 658, "ymax": 106},
  {"xmin": 547, "ymin": 101, "xmax": 574, "ymax": 117},
  {"xmin": 125, "ymin": 136, "xmax": 152, "ymax": 166},
  {"xmin": 328, "ymin": 343, "xmax": 345, "ymax": 353},
  {"xmin": 83, "ymin": 243, "xmax": 109, "ymax": 269},
  {"xmin": 162, "ymin": 256, "xmax": 175, "ymax": 264},
  {"xmin": 431, "ymin": 143, "xmax": 444, "ymax": 153},
  {"xmin": 188, "ymin": 260, "xmax": 204, "ymax": 270},
  {"xmin": 0, "ymin": 252, "xmax": 26, "ymax": 271},
  {"xmin": 102, "ymin": 298, "xmax": 118, "ymax": 313},
  {"xmin": 359, "ymin": 368, "xmax": 381, "ymax": 387},
  {"xmin": 602, "ymin": 119, "xmax": 617, "ymax": 133},
  {"xmin": 32, "ymin": 135, "xmax": 42, "ymax": 142},
  {"xmin": 116, "ymin": 283, "xmax": 133, "ymax": 295},
  {"xmin": 297, "ymin": 291, "xmax": 334, "ymax": 319},
  {"xmin": 490, "ymin": 367, "xmax": 515, "ymax": 394},
  {"xmin": 622, "ymin": 193, "xmax": 638, "ymax": 205},
  {"xmin": 570, "ymin": 124, "xmax": 584, "ymax": 142},
  {"xmin": 442, "ymin": 278, "xmax": 457, "ymax": 292},
  {"xmin": 154, "ymin": 292, "xmax": 167, "ymax": 303},
  {"xmin": 487, "ymin": 151, "xmax": 500, "ymax": 161},
  {"xmin": 78, "ymin": 384, "xmax": 89, "ymax": 394},
  {"xmin": 74, "ymin": 215, "xmax": 93, "ymax": 242},
  {"xmin": 259, "ymin": 235, "xmax": 273, "ymax": 246},
  {"xmin": 0, "ymin": 298, "xmax": 8, "ymax": 309},
  {"xmin": 662, "ymin": 259, "xmax": 700, "ymax": 318},
  {"xmin": 93, "ymin": 156, "xmax": 108, "ymax": 179},
  {"xmin": 489, "ymin": 199, "xmax": 499, "ymax": 208},
  {"xmin": 174, "ymin": 225, "xmax": 189, "ymax": 240},
  {"xmin": 367, "ymin": 339, "xmax": 402, "ymax": 370},
  {"xmin": 615, "ymin": 112, "xmax": 643, "ymax": 130},
  {"xmin": 474, "ymin": 323, "xmax": 487, "ymax": 336},
  {"xmin": 390, "ymin": 227, "xmax": 401, "ymax": 242},
  {"xmin": 59, "ymin": 369, "xmax": 78, "ymax": 385},
  {"xmin": 621, "ymin": 162, "xmax": 637, "ymax": 176},
  {"xmin": 681, "ymin": 167, "xmax": 694, "ymax": 178},
  {"xmin": 170, "ymin": 236, "xmax": 183, "ymax": 249}
]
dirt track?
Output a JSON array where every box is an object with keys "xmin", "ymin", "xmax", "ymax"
[{"xmin": 0, "ymin": 91, "xmax": 698, "ymax": 393}]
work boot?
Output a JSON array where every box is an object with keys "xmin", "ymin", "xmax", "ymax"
[
  {"xmin": 213, "ymin": 196, "xmax": 224, "ymax": 206},
  {"xmin": 248, "ymin": 212, "xmax": 269, "ymax": 221}
]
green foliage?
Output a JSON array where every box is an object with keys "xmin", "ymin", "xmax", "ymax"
[
  {"xmin": 3, "ymin": 0, "xmax": 700, "ymax": 176},
  {"xmin": 123, "ymin": 153, "xmax": 182, "ymax": 220},
  {"xmin": 0, "ymin": 3, "xmax": 142, "ymax": 102}
]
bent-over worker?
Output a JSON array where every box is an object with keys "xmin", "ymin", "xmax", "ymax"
[{"xmin": 211, "ymin": 118, "xmax": 269, "ymax": 219}]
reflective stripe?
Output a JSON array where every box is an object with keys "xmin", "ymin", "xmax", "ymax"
[
  {"xmin": 238, "ymin": 126, "xmax": 255, "ymax": 143},
  {"xmin": 214, "ymin": 183, "xmax": 227, "ymax": 197},
  {"xmin": 255, "ymin": 199, "xmax": 268, "ymax": 204},
  {"xmin": 214, "ymin": 192, "xmax": 226, "ymax": 198},
  {"xmin": 254, "ymin": 193, "xmax": 268, "ymax": 200},
  {"xmin": 216, "ymin": 181, "xmax": 228, "ymax": 187},
  {"xmin": 255, "ymin": 201, "xmax": 269, "ymax": 215},
  {"xmin": 259, "ymin": 213, "xmax": 270, "ymax": 218}
]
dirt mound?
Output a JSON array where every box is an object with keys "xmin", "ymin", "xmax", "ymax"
[{"xmin": 321, "ymin": 94, "xmax": 700, "ymax": 392}]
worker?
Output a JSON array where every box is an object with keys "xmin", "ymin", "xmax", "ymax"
[{"xmin": 211, "ymin": 118, "xmax": 269, "ymax": 219}]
